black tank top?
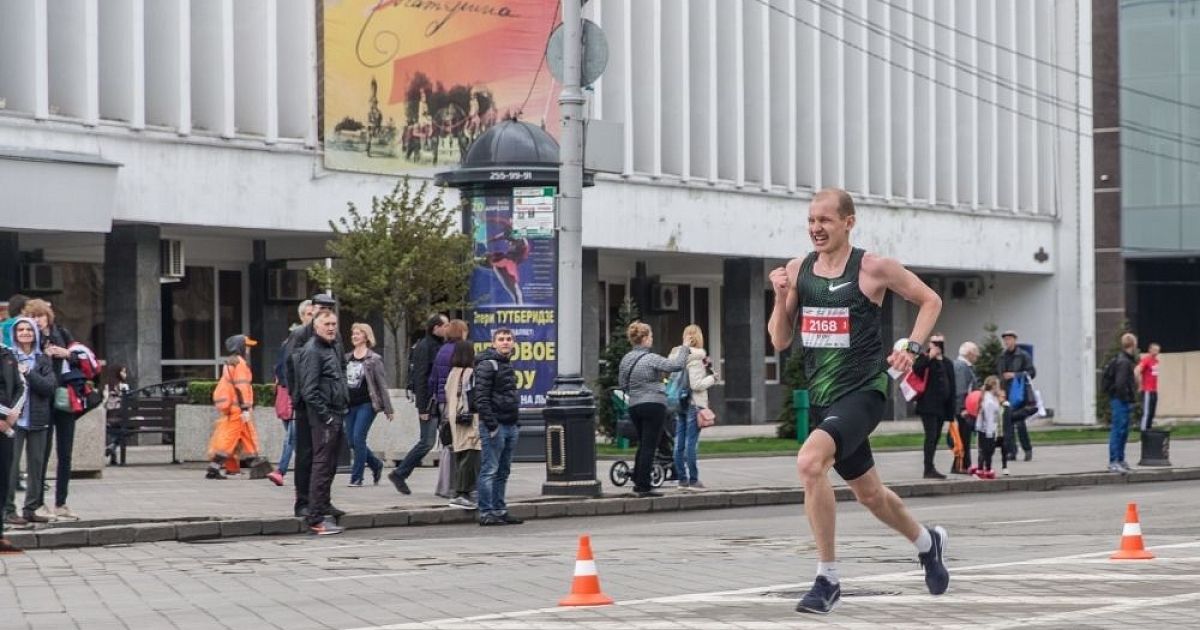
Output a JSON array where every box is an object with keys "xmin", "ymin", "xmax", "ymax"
[{"xmin": 794, "ymin": 247, "xmax": 888, "ymax": 407}]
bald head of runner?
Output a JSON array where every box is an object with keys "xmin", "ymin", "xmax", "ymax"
[{"xmin": 809, "ymin": 188, "xmax": 856, "ymax": 254}]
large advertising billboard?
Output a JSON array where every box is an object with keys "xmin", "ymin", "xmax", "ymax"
[
  {"xmin": 323, "ymin": 0, "xmax": 560, "ymax": 175},
  {"xmin": 468, "ymin": 187, "xmax": 557, "ymax": 407}
]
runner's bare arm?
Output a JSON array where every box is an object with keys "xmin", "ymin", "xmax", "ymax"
[
  {"xmin": 866, "ymin": 255, "xmax": 941, "ymax": 372},
  {"xmin": 767, "ymin": 258, "xmax": 803, "ymax": 351}
]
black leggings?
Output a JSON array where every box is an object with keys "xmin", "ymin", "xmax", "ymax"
[
  {"xmin": 978, "ymin": 435, "xmax": 1009, "ymax": 471},
  {"xmin": 629, "ymin": 403, "xmax": 667, "ymax": 492},
  {"xmin": 919, "ymin": 414, "xmax": 945, "ymax": 473}
]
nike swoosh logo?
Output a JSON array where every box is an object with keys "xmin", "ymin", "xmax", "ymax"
[{"xmin": 828, "ymin": 282, "xmax": 854, "ymax": 292}]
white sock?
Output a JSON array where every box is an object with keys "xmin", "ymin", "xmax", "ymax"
[
  {"xmin": 914, "ymin": 526, "xmax": 933, "ymax": 553},
  {"xmin": 816, "ymin": 561, "xmax": 839, "ymax": 584}
]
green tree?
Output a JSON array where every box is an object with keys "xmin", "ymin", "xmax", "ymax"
[
  {"xmin": 775, "ymin": 348, "xmax": 808, "ymax": 439},
  {"xmin": 594, "ymin": 297, "xmax": 641, "ymax": 439},
  {"xmin": 310, "ymin": 177, "xmax": 473, "ymax": 387},
  {"xmin": 974, "ymin": 323, "xmax": 1004, "ymax": 384}
]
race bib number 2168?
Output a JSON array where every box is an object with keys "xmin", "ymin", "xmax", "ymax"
[{"xmin": 800, "ymin": 307, "xmax": 850, "ymax": 348}]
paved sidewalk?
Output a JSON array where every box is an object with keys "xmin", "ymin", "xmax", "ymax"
[{"xmin": 5, "ymin": 431, "xmax": 1196, "ymax": 550}]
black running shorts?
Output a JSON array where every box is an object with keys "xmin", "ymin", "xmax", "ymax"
[{"xmin": 809, "ymin": 389, "xmax": 887, "ymax": 481}]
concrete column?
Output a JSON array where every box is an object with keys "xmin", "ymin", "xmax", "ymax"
[
  {"xmin": 0, "ymin": 232, "xmax": 20, "ymax": 300},
  {"xmin": 104, "ymin": 224, "xmax": 161, "ymax": 388},
  {"xmin": 1092, "ymin": 0, "xmax": 1124, "ymax": 359},
  {"xmin": 581, "ymin": 248, "xmax": 600, "ymax": 389},
  {"xmin": 248, "ymin": 239, "xmax": 267, "ymax": 378},
  {"xmin": 721, "ymin": 258, "xmax": 766, "ymax": 424}
]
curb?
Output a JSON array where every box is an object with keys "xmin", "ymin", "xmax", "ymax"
[{"xmin": 7, "ymin": 466, "xmax": 1199, "ymax": 551}]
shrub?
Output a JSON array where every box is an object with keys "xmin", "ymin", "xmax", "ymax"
[{"xmin": 187, "ymin": 380, "xmax": 276, "ymax": 407}]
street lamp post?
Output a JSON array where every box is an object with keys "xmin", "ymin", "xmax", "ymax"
[{"xmin": 542, "ymin": 0, "xmax": 601, "ymax": 497}]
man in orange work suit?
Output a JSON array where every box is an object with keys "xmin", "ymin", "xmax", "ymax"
[{"xmin": 206, "ymin": 335, "xmax": 263, "ymax": 480}]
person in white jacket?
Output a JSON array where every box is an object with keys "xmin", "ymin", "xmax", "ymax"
[
  {"xmin": 675, "ymin": 325, "xmax": 718, "ymax": 490},
  {"xmin": 974, "ymin": 376, "xmax": 1008, "ymax": 479}
]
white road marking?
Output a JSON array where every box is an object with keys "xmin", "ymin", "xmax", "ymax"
[
  {"xmin": 977, "ymin": 591, "xmax": 1200, "ymax": 630},
  {"xmin": 990, "ymin": 518, "xmax": 1053, "ymax": 525},
  {"xmin": 344, "ymin": 540, "xmax": 1200, "ymax": 630}
]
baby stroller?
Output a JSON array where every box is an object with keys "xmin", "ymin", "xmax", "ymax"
[{"xmin": 608, "ymin": 390, "xmax": 677, "ymax": 488}]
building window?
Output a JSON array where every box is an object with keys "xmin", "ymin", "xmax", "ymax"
[{"xmin": 162, "ymin": 266, "xmax": 244, "ymax": 381}]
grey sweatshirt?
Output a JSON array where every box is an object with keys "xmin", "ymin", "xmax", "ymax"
[{"xmin": 618, "ymin": 346, "xmax": 689, "ymax": 407}]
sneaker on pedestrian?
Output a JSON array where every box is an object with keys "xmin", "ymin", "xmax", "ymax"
[
  {"xmin": 635, "ymin": 490, "xmax": 663, "ymax": 498},
  {"xmin": 388, "ymin": 471, "xmax": 411, "ymax": 495},
  {"xmin": 0, "ymin": 538, "xmax": 23, "ymax": 554},
  {"xmin": 4, "ymin": 514, "xmax": 29, "ymax": 528},
  {"xmin": 1001, "ymin": 468, "xmax": 1010, "ymax": 476},
  {"xmin": 923, "ymin": 470, "xmax": 947, "ymax": 480},
  {"xmin": 347, "ymin": 479, "xmax": 364, "ymax": 488},
  {"xmin": 55, "ymin": 506, "xmax": 80, "ymax": 521},
  {"xmin": 267, "ymin": 470, "xmax": 285, "ymax": 486},
  {"xmin": 795, "ymin": 575, "xmax": 841, "ymax": 614},
  {"xmin": 689, "ymin": 481, "xmax": 706, "ymax": 490},
  {"xmin": 917, "ymin": 525, "xmax": 950, "ymax": 595},
  {"xmin": 23, "ymin": 510, "xmax": 50, "ymax": 524},
  {"xmin": 676, "ymin": 480, "xmax": 691, "ymax": 490},
  {"xmin": 1119, "ymin": 461, "xmax": 1132, "ymax": 472},
  {"xmin": 309, "ymin": 516, "xmax": 344, "ymax": 536},
  {"xmin": 1024, "ymin": 452, "xmax": 1033, "ymax": 462},
  {"xmin": 448, "ymin": 496, "xmax": 477, "ymax": 510},
  {"xmin": 479, "ymin": 514, "xmax": 506, "ymax": 526},
  {"xmin": 205, "ymin": 468, "xmax": 226, "ymax": 480},
  {"xmin": 500, "ymin": 513, "xmax": 524, "ymax": 525},
  {"xmin": 35, "ymin": 506, "xmax": 57, "ymax": 522},
  {"xmin": 370, "ymin": 461, "xmax": 384, "ymax": 485},
  {"xmin": 1108, "ymin": 462, "xmax": 1123, "ymax": 473}
]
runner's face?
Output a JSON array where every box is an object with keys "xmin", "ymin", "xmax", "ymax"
[{"xmin": 808, "ymin": 199, "xmax": 852, "ymax": 252}]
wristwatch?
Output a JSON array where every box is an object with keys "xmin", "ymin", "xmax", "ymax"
[{"xmin": 894, "ymin": 338, "xmax": 922, "ymax": 356}]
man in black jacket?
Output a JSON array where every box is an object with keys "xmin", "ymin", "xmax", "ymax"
[
  {"xmin": 297, "ymin": 309, "xmax": 349, "ymax": 535},
  {"xmin": 389, "ymin": 314, "xmax": 448, "ymax": 495},
  {"xmin": 913, "ymin": 335, "xmax": 956, "ymax": 479},
  {"xmin": 0, "ymin": 345, "xmax": 26, "ymax": 552},
  {"xmin": 997, "ymin": 330, "xmax": 1037, "ymax": 461},
  {"xmin": 284, "ymin": 294, "xmax": 338, "ymax": 518},
  {"xmin": 1106, "ymin": 333, "xmax": 1139, "ymax": 474},
  {"xmin": 473, "ymin": 328, "xmax": 523, "ymax": 526}
]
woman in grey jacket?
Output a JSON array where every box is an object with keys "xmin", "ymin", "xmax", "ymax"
[
  {"xmin": 344, "ymin": 323, "xmax": 394, "ymax": 487},
  {"xmin": 618, "ymin": 321, "xmax": 688, "ymax": 497}
]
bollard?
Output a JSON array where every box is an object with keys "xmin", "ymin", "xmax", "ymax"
[{"xmin": 793, "ymin": 389, "xmax": 810, "ymax": 444}]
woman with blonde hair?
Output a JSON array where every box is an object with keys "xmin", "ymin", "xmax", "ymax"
[
  {"xmin": 344, "ymin": 323, "xmax": 393, "ymax": 487},
  {"xmin": 618, "ymin": 321, "xmax": 688, "ymax": 497},
  {"xmin": 675, "ymin": 324, "xmax": 718, "ymax": 490}
]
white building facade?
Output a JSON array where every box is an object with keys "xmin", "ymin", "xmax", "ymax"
[{"xmin": 0, "ymin": 1, "xmax": 1098, "ymax": 423}]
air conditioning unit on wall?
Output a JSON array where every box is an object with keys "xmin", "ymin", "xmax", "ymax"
[
  {"xmin": 160, "ymin": 239, "xmax": 185, "ymax": 278},
  {"xmin": 948, "ymin": 276, "xmax": 985, "ymax": 301},
  {"xmin": 21, "ymin": 263, "xmax": 63, "ymax": 293},
  {"xmin": 268, "ymin": 268, "xmax": 311, "ymax": 302},
  {"xmin": 651, "ymin": 283, "xmax": 680, "ymax": 312}
]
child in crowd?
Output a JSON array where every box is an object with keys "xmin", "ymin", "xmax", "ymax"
[{"xmin": 973, "ymin": 376, "xmax": 1009, "ymax": 479}]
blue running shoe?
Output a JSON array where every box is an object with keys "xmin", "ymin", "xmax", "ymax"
[
  {"xmin": 918, "ymin": 525, "xmax": 950, "ymax": 595},
  {"xmin": 795, "ymin": 575, "xmax": 841, "ymax": 614}
]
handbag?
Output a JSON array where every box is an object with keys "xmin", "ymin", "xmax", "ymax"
[
  {"xmin": 697, "ymin": 407, "xmax": 717, "ymax": 428},
  {"xmin": 455, "ymin": 371, "xmax": 474, "ymax": 426},
  {"xmin": 54, "ymin": 386, "xmax": 72, "ymax": 412},
  {"xmin": 274, "ymin": 383, "xmax": 294, "ymax": 420}
]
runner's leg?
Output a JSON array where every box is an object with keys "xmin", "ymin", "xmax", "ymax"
[{"xmin": 796, "ymin": 431, "xmax": 838, "ymax": 562}]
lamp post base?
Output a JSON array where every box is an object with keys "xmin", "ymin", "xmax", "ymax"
[{"xmin": 541, "ymin": 375, "xmax": 602, "ymax": 497}]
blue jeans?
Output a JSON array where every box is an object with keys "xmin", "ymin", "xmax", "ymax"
[
  {"xmin": 477, "ymin": 423, "xmax": 519, "ymax": 517},
  {"xmin": 673, "ymin": 405, "xmax": 701, "ymax": 484},
  {"xmin": 346, "ymin": 403, "xmax": 382, "ymax": 483},
  {"xmin": 277, "ymin": 420, "xmax": 295, "ymax": 475},
  {"xmin": 394, "ymin": 410, "xmax": 439, "ymax": 480},
  {"xmin": 1109, "ymin": 398, "xmax": 1131, "ymax": 464}
]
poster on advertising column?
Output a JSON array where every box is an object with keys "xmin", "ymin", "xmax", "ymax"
[
  {"xmin": 469, "ymin": 188, "xmax": 557, "ymax": 407},
  {"xmin": 322, "ymin": 0, "xmax": 561, "ymax": 176}
]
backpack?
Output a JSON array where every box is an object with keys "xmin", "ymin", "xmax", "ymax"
[
  {"xmin": 1100, "ymin": 356, "xmax": 1120, "ymax": 396},
  {"xmin": 665, "ymin": 365, "xmax": 691, "ymax": 415}
]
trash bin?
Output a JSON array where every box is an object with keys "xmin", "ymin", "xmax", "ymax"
[
  {"xmin": 793, "ymin": 389, "xmax": 810, "ymax": 444},
  {"xmin": 1139, "ymin": 429, "xmax": 1171, "ymax": 467}
]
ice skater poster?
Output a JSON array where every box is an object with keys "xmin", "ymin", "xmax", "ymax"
[{"xmin": 468, "ymin": 193, "xmax": 558, "ymax": 406}]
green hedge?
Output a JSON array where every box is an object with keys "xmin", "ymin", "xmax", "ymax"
[{"xmin": 187, "ymin": 380, "xmax": 277, "ymax": 406}]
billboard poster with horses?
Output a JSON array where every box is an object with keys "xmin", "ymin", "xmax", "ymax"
[{"xmin": 323, "ymin": 0, "xmax": 561, "ymax": 175}]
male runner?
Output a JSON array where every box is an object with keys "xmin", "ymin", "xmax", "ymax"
[{"xmin": 768, "ymin": 188, "xmax": 949, "ymax": 614}]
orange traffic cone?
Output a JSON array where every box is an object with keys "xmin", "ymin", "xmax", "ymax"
[
  {"xmin": 1111, "ymin": 502, "xmax": 1155, "ymax": 560},
  {"xmin": 559, "ymin": 535, "xmax": 614, "ymax": 606}
]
